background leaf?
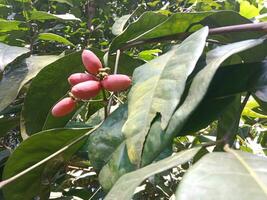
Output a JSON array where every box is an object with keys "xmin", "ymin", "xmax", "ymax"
[
  {"xmin": 0, "ymin": 42, "xmax": 29, "ymax": 71},
  {"xmin": 38, "ymin": 33, "xmax": 75, "ymax": 47},
  {"xmin": 176, "ymin": 151, "xmax": 267, "ymax": 200},
  {"xmin": 112, "ymin": 14, "xmax": 131, "ymax": 36}
]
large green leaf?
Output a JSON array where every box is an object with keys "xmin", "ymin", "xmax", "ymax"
[
  {"xmin": 122, "ymin": 27, "xmax": 209, "ymax": 165},
  {"xmin": 0, "ymin": 42, "xmax": 29, "ymax": 71},
  {"xmin": 22, "ymin": 52, "xmax": 84, "ymax": 135},
  {"xmin": 176, "ymin": 151, "xmax": 267, "ymax": 200},
  {"xmin": 0, "ymin": 55, "xmax": 59, "ymax": 112},
  {"xmin": 104, "ymin": 148, "xmax": 200, "ymax": 200},
  {"xmin": 142, "ymin": 36, "xmax": 266, "ymax": 166},
  {"xmin": 92, "ymin": 60, "xmax": 267, "ymax": 190},
  {"xmin": 2, "ymin": 128, "xmax": 91, "ymax": 200},
  {"xmin": 38, "ymin": 33, "xmax": 75, "ymax": 47}
]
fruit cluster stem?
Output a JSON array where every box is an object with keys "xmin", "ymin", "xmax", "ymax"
[{"xmin": 101, "ymin": 88, "xmax": 108, "ymax": 119}]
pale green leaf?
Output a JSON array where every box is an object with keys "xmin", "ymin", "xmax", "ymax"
[
  {"xmin": 0, "ymin": 55, "xmax": 60, "ymax": 112},
  {"xmin": 176, "ymin": 151, "xmax": 267, "ymax": 200},
  {"xmin": 0, "ymin": 42, "xmax": 29, "ymax": 71},
  {"xmin": 105, "ymin": 148, "xmax": 200, "ymax": 200},
  {"xmin": 112, "ymin": 14, "xmax": 131, "ymax": 36},
  {"xmin": 122, "ymin": 27, "xmax": 209, "ymax": 165}
]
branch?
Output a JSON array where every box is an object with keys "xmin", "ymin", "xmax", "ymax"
[{"xmin": 120, "ymin": 22, "xmax": 267, "ymax": 51}]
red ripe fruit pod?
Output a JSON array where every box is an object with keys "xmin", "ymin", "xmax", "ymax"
[
  {"xmin": 101, "ymin": 74, "xmax": 131, "ymax": 92},
  {"xmin": 52, "ymin": 97, "xmax": 76, "ymax": 117},
  {"xmin": 71, "ymin": 80, "xmax": 101, "ymax": 100},
  {"xmin": 82, "ymin": 49, "xmax": 102, "ymax": 75},
  {"xmin": 68, "ymin": 73, "xmax": 97, "ymax": 86}
]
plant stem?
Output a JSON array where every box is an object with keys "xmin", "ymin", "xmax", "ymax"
[
  {"xmin": 101, "ymin": 89, "xmax": 108, "ymax": 119},
  {"xmin": 107, "ymin": 49, "xmax": 121, "ymax": 114},
  {"xmin": 120, "ymin": 22, "xmax": 267, "ymax": 51},
  {"xmin": 114, "ymin": 49, "xmax": 121, "ymax": 75},
  {"xmin": 0, "ymin": 124, "xmax": 102, "ymax": 189}
]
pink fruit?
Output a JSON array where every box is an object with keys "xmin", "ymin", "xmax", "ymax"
[
  {"xmin": 68, "ymin": 73, "xmax": 97, "ymax": 86},
  {"xmin": 101, "ymin": 74, "xmax": 131, "ymax": 92},
  {"xmin": 82, "ymin": 49, "xmax": 102, "ymax": 75},
  {"xmin": 71, "ymin": 80, "xmax": 101, "ymax": 100},
  {"xmin": 52, "ymin": 97, "xmax": 76, "ymax": 117}
]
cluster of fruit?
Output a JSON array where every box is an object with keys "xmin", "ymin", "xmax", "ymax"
[{"xmin": 51, "ymin": 50, "xmax": 132, "ymax": 117}]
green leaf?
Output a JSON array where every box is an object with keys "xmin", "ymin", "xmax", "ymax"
[
  {"xmin": 242, "ymin": 98, "xmax": 267, "ymax": 119},
  {"xmin": 109, "ymin": 11, "xmax": 168, "ymax": 52},
  {"xmin": 22, "ymin": 52, "xmax": 84, "ymax": 135},
  {"xmin": 87, "ymin": 104, "xmax": 137, "ymax": 191},
  {"xmin": 0, "ymin": 42, "xmax": 30, "ymax": 71},
  {"xmin": 142, "ymin": 36, "xmax": 266, "ymax": 166},
  {"xmin": 2, "ymin": 128, "xmax": 91, "ymax": 200},
  {"xmin": 138, "ymin": 49, "xmax": 162, "ymax": 61},
  {"xmin": 88, "ymin": 104, "xmax": 128, "ymax": 170},
  {"xmin": 0, "ymin": 19, "xmax": 28, "ymax": 33},
  {"xmin": 0, "ymin": 55, "xmax": 60, "ymax": 112},
  {"xmin": 214, "ymin": 94, "xmax": 241, "ymax": 151},
  {"xmin": 239, "ymin": 0, "xmax": 260, "ymax": 19},
  {"xmin": 28, "ymin": 11, "xmax": 80, "ymax": 21},
  {"xmin": 112, "ymin": 14, "xmax": 131, "ymax": 36},
  {"xmin": 38, "ymin": 33, "xmax": 75, "ymax": 46},
  {"xmin": 122, "ymin": 27, "xmax": 209, "ymax": 165},
  {"xmin": 0, "ymin": 116, "xmax": 19, "ymax": 137},
  {"xmin": 176, "ymin": 151, "xmax": 267, "ymax": 200},
  {"xmin": 49, "ymin": 0, "xmax": 74, "ymax": 7},
  {"xmin": 104, "ymin": 148, "xmax": 200, "ymax": 200}
]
